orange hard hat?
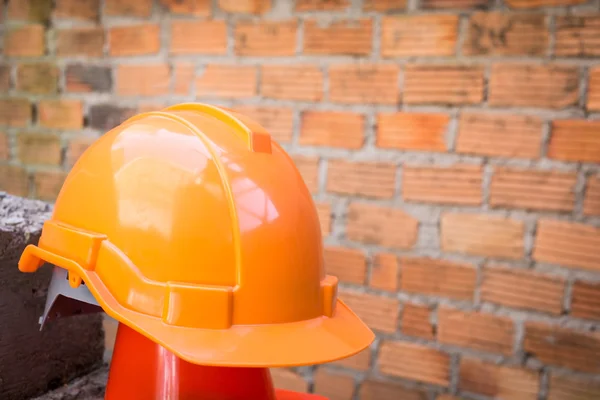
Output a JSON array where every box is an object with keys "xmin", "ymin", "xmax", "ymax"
[{"xmin": 18, "ymin": 103, "xmax": 374, "ymax": 367}]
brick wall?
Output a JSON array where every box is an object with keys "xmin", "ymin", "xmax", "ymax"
[{"xmin": 2, "ymin": 0, "xmax": 600, "ymax": 399}]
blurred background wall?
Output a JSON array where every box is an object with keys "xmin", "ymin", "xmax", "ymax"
[{"xmin": 2, "ymin": 0, "xmax": 600, "ymax": 399}]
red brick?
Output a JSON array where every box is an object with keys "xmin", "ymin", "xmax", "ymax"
[
  {"xmin": 400, "ymin": 257, "xmax": 476, "ymax": 301},
  {"xmin": 316, "ymin": 202, "xmax": 331, "ymax": 236},
  {"xmin": 376, "ymin": 112, "xmax": 448, "ymax": 152},
  {"xmin": 57, "ymin": 28, "xmax": 104, "ymax": 57},
  {"xmin": 138, "ymin": 103, "xmax": 166, "ymax": 114},
  {"xmin": 65, "ymin": 65, "xmax": 112, "ymax": 93},
  {"xmin": 34, "ymin": 170, "xmax": 67, "ymax": 201},
  {"xmin": 67, "ymin": 136, "xmax": 96, "ymax": 167},
  {"xmin": 89, "ymin": 104, "xmax": 136, "ymax": 131},
  {"xmin": 329, "ymin": 64, "xmax": 399, "ymax": 105},
  {"xmin": 292, "ymin": 155, "xmax": 319, "ymax": 194},
  {"xmin": 231, "ymin": 106, "xmax": 293, "ymax": 143},
  {"xmin": 304, "ymin": 19, "xmax": 372, "ymax": 56},
  {"xmin": 379, "ymin": 341, "xmax": 450, "ymax": 386},
  {"xmin": 339, "ymin": 290, "xmax": 399, "ymax": 333},
  {"xmin": 464, "ymin": 13, "xmax": 548, "ymax": 56},
  {"xmin": 490, "ymin": 168, "xmax": 576, "ymax": 212},
  {"xmin": 295, "ymin": 0, "xmax": 349, "ymax": 11},
  {"xmin": 159, "ymin": 0, "xmax": 211, "ymax": 15},
  {"xmin": 235, "ymin": 20, "xmax": 297, "ymax": 56},
  {"xmin": 0, "ymin": 66, "xmax": 10, "ymax": 91},
  {"xmin": 438, "ymin": 307, "xmax": 514, "ymax": 355},
  {"xmin": 170, "ymin": 20, "xmax": 227, "ymax": 55},
  {"xmin": 0, "ymin": 98, "xmax": 31, "ymax": 127},
  {"xmin": 489, "ymin": 64, "xmax": 579, "ymax": 109},
  {"xmin": 299, "ymin": 111, "xmax": 364, "ymax": 150},
  {"xmin": 401, "ymin": 303, "xmax": 434, "ymax": 340},
  {"xmin": 327, "ymin": 160, "xmax": 396, "ymax": 199},
  {"xmin": 331, "ymin": 348, "xmax": 371, "ymax": 371},
  {"xmin": 456, "ymin": 113, "xmax": 542, "ymax": 159},
  {"xmin": 403, "ymin": 164, "xmax": 482, "ymax": 206},
  {"xmin": 404, "ymin": 65, "xmax": 484, "ymax": 105},
  {"xmin": 39, "ymin": 99, "xmax": 83, "ymax": 130},
  {"xmin": 313, "ymin": 369, "xmax": 355, "ymax": 400},
  {"xmin": 324, "ymin": 246, "xmax": 366, "ymax": 285},
  {"xmin": 346, "ymin": 203, "xmax": 418, "ymax": 249},
  {"xmin": 588, "ymin": 67, "xmax": 600, "ymax": 110},
  {"xmin": 0, "ymin": 165, "xmax": 29, "ymax": 197},
  {"xmin": 109, "ymin": 24, "xmax": 160, "ymax": 56},
  {"xmin": 0, "ymin": 132, "xmax": 9, "ymax": 160},
  {"xmin": 7, "ymin": 0, "xmax": 52, "ymax": 23},
  {"xmin": 571, "ymin": 281, "xmax": 600, "ymax": 320},
  {"xmin": 359, "ymin": 379, "xmax": 427, "ymax": 400},
  {"xmin": 459, "ymin": 359, "xmax": 539, "ymax": 399},
  {"xmin": 442, "ymin": 214, "xmax": 524, "ymax": 259},
  {"xmin": 116, "ymin": 64, "xmax": 170, "ymax": 96},
  {"xmin": 524, "ymin": 322, "xmax": 600, "ymax": 373},
  {"xmin": 381, "ymin": 15, "xmax": 458, "ymax": 57},
  {"xmin": 422, "ymin": 0, "xmax": 489, "ymax": 7},
  {"xmin": 482, "ymin": 266, "xmax": 565, "ymax": 314},
  {"xmin": 270, "ymin": 369, "xmax": 308, "ymax": 393},
  {"xmin": 173, "ymin": 63, "xmax": 194, "ymax": 96},
  {"xmin": 16, "ymin": 63, "xmax": 58, "ymax": 94},
  {"xmin": 17, "ymin": 132, "xmax": 61, "ymax": 165},
  {"xmin": 548, "ymin": 375, "xmax": 600, "ymax": 400},
  {"xmin": 219, "ymin": 0, "xmax": 271, "ymax": 13},
  {"xmin": 55, "ymin": 0, "xmax": 100, "ymax": 21},
  {"xmin": 556, "ymin": 16, "xmax": 600, "ymax": 57},
  {"xmin": 196, "ymin": 65, "xmax": 257, "ymax": 99},
  {"xmin": 5, "ymin": 25, "xmax": 45, "ymax": 57},
  {"xmin": 534, "ymin": 219, "xmax": 600, "ymax": 272},
  {"xmin": 584, "ymin": 175, "xmax": 600, "ymax": 216},
  {"xmin": 105, "ymin": 0, "xmax": 152, "ymax": 16},
  {"xmin": 363, "ymin": 0, "xmax": 407, "ymax": 11},
  {"xmin": 549, "ymin": 120, "xmax": 600, "ymax": 163},
  {"xmin": 506, "ymin": 0, "xmax": 585, "ymax": 7},
  {"xmin": 261, "ymin": 65, "xmax": 323, "ymax": 101},
  {"xmin": 370, "ymin": 253, "xmax": 399, "ymax": 291}
]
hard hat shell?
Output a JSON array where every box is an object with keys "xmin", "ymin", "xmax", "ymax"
[{"xmin": 19, "ymin": 103, "xmax": 374, "ymax": 367}]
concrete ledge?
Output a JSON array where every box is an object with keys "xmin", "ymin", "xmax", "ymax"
[{"xmin": 32, "ymin": 367, "xmax": 108, "ymax": 400}]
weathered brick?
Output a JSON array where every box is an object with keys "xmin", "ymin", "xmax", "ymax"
[
  {"xmin": 57, "ymin": 28, "xmax": 104, "ymax": 57},
  {"xmin": 16, "ymin": 63, "xmax": 58, "ymax": 94},
  {"xmin": 588, "ymin": 67, "xmax": 600, "ymax": 110},
  {"xmin": 7, "ymin": 0, "xmax": 52, "ymax": 23},
  {"xmin": 270, "ymin": 369, "xmax": 308, "ymax": 393},
  {"xmin": 490, "ymin": 168, "xmax": 576, "ymax": 212},
  {"xmin": 438, "ymin": 307, "xmax": 514, "ymax": 355},
  {"xmin": 370, "ymin": 253, "xmax": 399, "ymax": 291},
  {"xmin": 329, "ymin": 64, "xmax": 399, "ymax": 105},
  {"xmin": 401, "ymin": 303, "xmax": 434, "ymax": 340},
  {"xmin": 0, "ymin": 165, "xmax": 29, "ymax": 197},
  {"xmin": 316, "ymin": 201, "xmax": 331, "ymax": 236},
  {"xmin": 549, "ymin": 120, "xmax": 600, "ymax": 163},
  {"xmin": 489, "ymin": 64, "xmax": 579, "ymax": 109},
  {"xmin": 170, "ymin": 20, "xmax": 228, "ymax": 55},
  {"xmin": 89, "ymin": 104, "xmax": 136, "ymax": 131},
  {"xmin": 379, "ymin": 341, "xmax": 450, "ymax": 386},
  {"xmin": 295, "ymin": 0, "xmax": 349, "ymax": 11},
  {"xmin": 196, "ymin": 65, "xmax": 257, "ymax": 99},
  {"xmin": 116, "ymin": 64, "xmax": 170, "ymax": 96},
  {"xmin": 39, "ymin": 99, "xmax": 83, "ymax": 130},
  {"xmin": 376, "ymin": 112, "xmax": 449, "ymax": 152},
  {"xmin": 346, "ymin": 203, "xmax": 418, "ymax": 249},
  {"xmin": 456, "ymin": 113, "xmax": 542, "ymax": 159},
  {"xmin": 324, "ymin": 246, "xmax": 366, "ymax": 285},
  {"xmin": 231, "ymin": 106, "xmax": 293, "ymax": 143},
  {"xmin": 34, "ymin": 170, "xmax": 67, "ymax": 201},
  {"xmin": 548, "ymin": 375, "xmax": 600, "ymax": 400},
  {"xmin": 506, "ymin": 0, "xmax": 585, "ymax": 7},
  {"xmin": 173, "ymin": 63, "xmax": 194, "ymax": 96},
  {"xmin": 292, "ymin": 155, "xmax": 319, "ymax": 193},
  {"xmin": 534, "ymin": 219, "xmax": 600, "ymax": 272},
  {"xmin": 360, "ymin": 379, "xmax": 427, "ymax": 400},
  {"xmin": 65, "ymin": 64, "xmax": 112, "ymax": 93},
  {"xmin": 0, "ymin": 66, "xmax": 10, "ymax": 91},
  {"xmin": 481, "ymin": 266, "xmax": 565, "ymax": 314},
  {"xmin": 441, "ymin": 213, "xmax": 525, "ymax": 259},
  {"xmin": 105, "ymin": 0, "xmax": 151, "ymax": 16},
  {"xmin": 261, "ymin": 65, "xmax": 322, "ymax": 101},
  {"xmin": 327, "ymin": 160, "xmax": 396, "ymax": 199},
  {"xmin": 459, "ymin": 359, "xmax": 539, "ymax": 399},
  {"xmin": 363, "ymin": 0, "xmax": 407, "ymax": 11},
  {"xmin": 5, "ymin": 25, "xmax": 45, "ymax": 57},
  {"xmin": 421, "ymin": 0, "xmax": 489, "ymax": 7},
  {"xmin": 381, "ymin": 15, "xmax": 458, "ymax": 57},
  {"xmin": 0, "ymin": 132, "xmax": 9, "ymax": 160},
  {"xmin": 404, "ymin": 65, "xmax": 484, "ymax": 105},
  {"xmin": 556, "ymin": 16, "xmax": 600, "ymax": 57},
  {"xmin": 464, "ymin": 13, "xmax": 548, "ymax": 56},
  {"xmin": 571, "ymin": 281, "xmax": 600, "ymax": 320},
  {"xmin": 219, "ymin": 0, "xmax": 271, "ymax": 14},
  {"xmin": 403, "ymin": 164, "xmax": 482, "ymax": 206},
  {"xmin": 17, "ymin": 132, "xmax": 61, "ymax": 165},
  {"xmin": 0, "ymin": 98, "xmax": 31, "ymax": 127},
  {"xmin": 584, "ymin": 175, "xmax": 600, "ymax": 216},
  {"xmin": 339, "ymin": 290, "xmax": 399, "ymax": 333},
  {"xmin": 235, "ymin": 20, "xmax": 297, "ymax": 56},
  {"xmin": 299, "ymin": 111, "xmax": 364, "ymax": 150},
  {"xmin": 54, "ymin": 0, "xmax": 100, "ymax": 21},
  {"xmin": 400, "ymin": 257, "xmax": 476, "ymax": 301},
  {"xmin": 109, "ymin": 24, "xmax": 160, "ymax": 56},
  {"xmin": 331, "ymin": 348, "xmax": 371, "ymax": 371},
  {"xmin": 524, "ymin": 322, "xmax": 600, "ymax": 373},
  {"xmin": 138, "ymin": 103, "xmax": 166, "ymax": 113},
  {"xmin": 313, "ymin": 369, "xmax": 355, "ymax": 400},
  {"xmin": 304, "ymin": 19, "xmax": 372, "ymax": 56},
  {"xmin": 160, "ymin": 0, "xmax": 211, "ymax": 15},
  {"xmin": 67, "ymin": 136, "xmax": 96, "ymax": 167}
]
